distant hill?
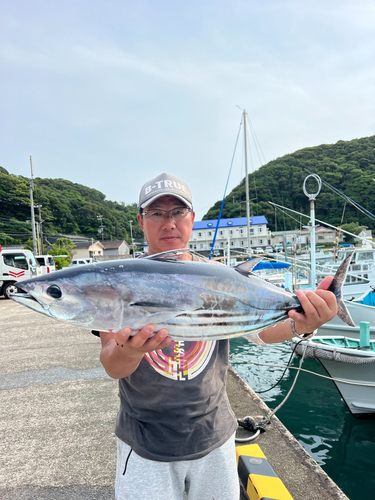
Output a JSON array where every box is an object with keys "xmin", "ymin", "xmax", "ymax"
[
  {"xmin": 203, "ymin": 135, "xmax": 375, "ymax": 232},
  {"xmin": 0, "ymin": 169, "xmax": 142, "ymax": 247}
]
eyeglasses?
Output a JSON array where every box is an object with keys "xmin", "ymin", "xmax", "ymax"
[{"xmin": 141, "ymin": 207, "xmax": 193, "ymax": 222}]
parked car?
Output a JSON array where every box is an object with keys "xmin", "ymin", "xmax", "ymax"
[
  {"xmin": 265, "ymin": 246, "xmax": 274, "ymax": 253},
  {"xmin": 254, "ymin": 247, "xmax": 264, "ymax": 254},
  {"xmin": 69, "ymin": 258, "xmax": 96, "ymax": 266},
  {"xmin": 35, "ymin": 255, "xmax": 56, "ymax": 274}
]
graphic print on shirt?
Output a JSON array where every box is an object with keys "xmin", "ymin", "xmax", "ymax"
[{"xmin": 144, "ymin": 340, "xmax": 216, "ymax": 381}]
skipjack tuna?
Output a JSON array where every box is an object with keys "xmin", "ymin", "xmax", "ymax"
[{"xmin": 10, "ymin": 250, "xmax": 355, "ymax": 341}]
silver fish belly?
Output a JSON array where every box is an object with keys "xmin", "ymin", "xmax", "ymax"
[{"xmin": 10, "ymin": 250, "xmax": 355, "ymax": 341}]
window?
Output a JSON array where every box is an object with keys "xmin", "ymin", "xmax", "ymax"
[
  {"xmin": 3, "ymin": 253, "xmax": 28, "ymax": 270},
  {"xmin": 189, "ymin": 244, "xmax": 193, "ymax": 249},
  {"xmin": 241, "ymin": 241, "xmax": 244, "ymax": 246},
  {"xmin": 318, "ymin": 236, "xmax": 324, "ymax": 240},
  {"xmin": 208, "ymin": 231, "xmax": 212, "ymax": 236},
  {"xmin": 240, "ymin": 229, "xmax": 243, "ymax": 234},
  {"xmin": 250, "ymin": 240, "xmax": 253, "ymax": 245},
  {"xmin": 358, "ymin": 251, "xmax": 374, "ymax": 261},
  {"xmin": 259, "ymin": 228, "xmax": 262, "ymax": 233},
  {"xmin": 231, "ymin": 241, "xmax": 234, "ymax": 246},
  {"xmin": 250, "ymin": 229, "xmax": 254, "ymax": 234},
  {"xmin": 198, "ymin": 232, "xmax": 201, "ymax": 237},
  {"xmin": 260, "ymin": 239, "xmax": 263, "ymax": 244},
  {"xmin": 230, "ymin": 230, "xmax": 233, "ymax": 235},
  {"xmin": 200, "ymin": 244, "xmax": 203, "ymax": 248},
  {"xmin": 220, "ymin": 230, "xmax": 223, "ymax": 236}
]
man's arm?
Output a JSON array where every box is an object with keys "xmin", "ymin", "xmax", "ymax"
[
  {"xmin": 99, "ymin": 324, "xmax": 171, "ymax": 379},
  {"xmin": 258, "ymin": 276, "xmax": 337, "ymax": 344}
]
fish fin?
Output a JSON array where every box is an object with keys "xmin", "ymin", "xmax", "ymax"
[
  {"xmin": 144, "ymin": 249, "xmax": 190, "ymax": 261},
  {"xmin": 328, "ymin": 251, "xmax": 356, "ymax": 327},
  {"xmin": 234, "ymin": 258, "xmax": 262, "ymax": 275}
]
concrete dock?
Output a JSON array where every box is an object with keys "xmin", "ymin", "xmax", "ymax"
[{"xmin": 0, "ymin": 298, "xmax": 348, "ymax": 499}]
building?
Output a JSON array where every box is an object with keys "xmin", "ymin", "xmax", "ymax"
[
  {"xmin": 189, "ymin": 216, "xmax": 270, "ymax": 253},
  {"xmin": 269, "ymin": 226, "xmax": 368, "ymax": 249},
  {"xmin": 73, "ymin": 240, "xmax": 104, "ymax": 259},
  {"xmin": 100, "ymin": 240, "xmax": 130, "ymax": 256}
]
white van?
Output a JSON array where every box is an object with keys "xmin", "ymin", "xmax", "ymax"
[
  {"xmin": 35, "ymin": 255, "xmax": 56, "ymax": 274},
  {"xmin": 69, "ymin": 258, "xmax": 95, "ymax": 266}
]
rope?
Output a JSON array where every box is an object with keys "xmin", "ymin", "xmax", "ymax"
[
  {"xmin": 235, "ymin": 340, "xmax": 308, "ymax": 442},
  {"xmin": 230, "ymin": 354, "xmax": 375, "ymax": 387}
]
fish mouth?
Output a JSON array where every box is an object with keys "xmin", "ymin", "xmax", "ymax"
[{"xmin": 10, "ymin": 291, "xmax": 48, "ymax": 314}]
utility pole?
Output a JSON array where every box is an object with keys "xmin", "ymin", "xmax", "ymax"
[
  {"xmin": 97, "ymin": 215, "xmax": 104, "ymax": 241},
  {"xmin": 129, "ymin": 220, "xmax": 134, "ymax": 258},
  {"xmin": 35, "ymin": 204, "xmax": 43, "ymax": 254},
  {"xmin": 29, "ymin": 156, "xmax": 38, "ymax": 255}
]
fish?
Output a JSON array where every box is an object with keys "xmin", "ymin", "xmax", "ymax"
[{"xmin": 10, "ymin": 249, "xmax": 355, "ymax": 341}]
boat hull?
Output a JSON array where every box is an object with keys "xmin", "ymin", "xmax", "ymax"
[
  {"xmin": 317, "ymin": 357, "xmax": 375, "ymax": 418},
  {"xmin": 292, "ymin": 337, "xmax": 375, "ymax": 418},
  {"xmin": 317, "ymin": 300, "xmax": 375, "ymax": 340}
]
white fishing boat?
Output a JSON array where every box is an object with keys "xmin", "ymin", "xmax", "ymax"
[
  {"xmin": 317, "ymin": 289, "xmax": 375, "ymax": 340},
  {"xmin": 316, "ymin": 245, "xmax": 375, "ymax": 300},
  {"xmin": 291, "ymin": 336, "xmax": 375, "ymax": 418}
]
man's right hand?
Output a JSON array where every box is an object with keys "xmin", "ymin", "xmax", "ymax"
[{"xmin": 99, "ymin": 324, "xmax": 171, "ymax": 379}]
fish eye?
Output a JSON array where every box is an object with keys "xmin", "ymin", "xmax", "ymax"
[{"xmin": 47, "ymin": 285, "xmax": 62, "ymax": 299}]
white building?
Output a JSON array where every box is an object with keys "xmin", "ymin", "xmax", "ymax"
[{"xmin": 189, "ymin": 216, "xmax": 271, "ymax": 253}]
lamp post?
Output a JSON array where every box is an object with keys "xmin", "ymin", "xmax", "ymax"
[{"xmin": 303, "ymin": 174, "xmax": 322, "ymax": 287}]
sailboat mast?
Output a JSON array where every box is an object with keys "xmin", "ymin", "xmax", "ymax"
[{"xmin": 243, "ymin": 110, "xmax": 251, "ymax": 252}]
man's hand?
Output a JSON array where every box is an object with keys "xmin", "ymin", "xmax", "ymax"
[
  {"xmin": 99, "ymin": 324, "xmax": 171, "ymax": 379},
  {"xmin": 288, "ymin": 276, "xmax": 338, "ymax": 335}
]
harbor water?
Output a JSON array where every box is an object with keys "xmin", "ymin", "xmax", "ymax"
[{"xmin": 230, "ymin": 338, "xmax": 375, "ymax": 500}]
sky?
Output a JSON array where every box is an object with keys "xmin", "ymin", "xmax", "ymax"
[{"xmin": 1, "ymin": 0, "xmax": 375, "ymax": 222}]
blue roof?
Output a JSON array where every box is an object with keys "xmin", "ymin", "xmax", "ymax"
[{"xmin": 193, "ymin": 216, "xmax": 268, "ymax": 230}]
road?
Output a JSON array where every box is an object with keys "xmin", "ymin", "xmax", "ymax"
[{"xmin": 0, "ymin": 298, "xmax": 118, "ymax": 499}]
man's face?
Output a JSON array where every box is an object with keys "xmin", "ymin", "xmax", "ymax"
[{"xmin": 137, "ymin": 196, "xmax": 195, "ymax": 255}]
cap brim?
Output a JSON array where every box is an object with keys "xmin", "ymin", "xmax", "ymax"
[{"xmin": 140, "ymin": 193, "xmax": 193, "ymax": 210}]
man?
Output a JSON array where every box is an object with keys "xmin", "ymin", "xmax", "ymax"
[{"xmin": 98, "ymin": 173, "xmax": 337, "ymax": 500}]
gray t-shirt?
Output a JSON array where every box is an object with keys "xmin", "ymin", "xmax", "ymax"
[{"xmin": 115, "ymin": 338, "xmax": 237, "ymax": 461}]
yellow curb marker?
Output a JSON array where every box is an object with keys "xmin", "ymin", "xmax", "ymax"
[{"xmin": 236, "ymin": 444, "xmax": 294, "ymax": 500}]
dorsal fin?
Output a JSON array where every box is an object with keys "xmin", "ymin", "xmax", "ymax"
[
  {"xmin": 234, "ymin": 258, "xmax": 263, "ymax": 275},
  {"xmin": 144, "ymin": 248, "xmax": 191, "ymax": 261}
]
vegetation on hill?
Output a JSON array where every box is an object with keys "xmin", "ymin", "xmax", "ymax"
[
  {"xmin": 0, "ymin": 168, "xmax": 143, "ymax": 247},
  {"xmin": 1, "ymin": 135, "xmax": 375, "ymax": 248},
  {"xmin": 203, "ymin": 135, "xmax": 375, "ymax": 233}
]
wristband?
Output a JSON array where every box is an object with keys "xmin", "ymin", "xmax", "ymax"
[{"xmin": 290, "ymin": 319, "xmax": 317, "ymax": 340}]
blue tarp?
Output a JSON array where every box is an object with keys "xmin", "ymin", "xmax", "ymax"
[{"xmin": 250, "ymin": 261, "xmax": 291, "ymax": 271}]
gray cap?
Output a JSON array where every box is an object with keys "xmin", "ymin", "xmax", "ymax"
[{"xmin": 139, "ymin": 172, "xmax": 193, "ymax": 210}]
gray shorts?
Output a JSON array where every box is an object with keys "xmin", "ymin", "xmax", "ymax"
[{"xmin": 115, "ymin": 434, "xmax": 240, "ymax": 500}]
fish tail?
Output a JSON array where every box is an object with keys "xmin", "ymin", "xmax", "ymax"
[{"xmin": 328, "ymin": 251, "xmax": 355, "ymax": 327}]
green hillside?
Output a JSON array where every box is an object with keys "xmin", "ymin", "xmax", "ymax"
[
  {"xmin": 0, "ymin": 167, "xmax": 142, "ymax": 247},
  {"xmin": 204, "ymin": 135, "xmax": 375, "ymax": 232},
  {"xmin": 1, "ymin": 135, "xmax": 375, "ymax": 247}
]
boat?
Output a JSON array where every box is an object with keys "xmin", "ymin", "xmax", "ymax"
[
  {"xmin": 317, "ymin": 288, "xmax": 375, "ymax": 340},
  {"xmin": 316, "ymin": 245, "xmax": 375, "ymax": 300},
  {"xmin": 252, "ymin": 260, "xmax": 309, "ymax": 287},
  {"xmin": 291, "ymin": 336, "xmax": 375, "ymax": 418}
]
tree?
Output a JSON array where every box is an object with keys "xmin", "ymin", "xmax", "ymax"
[
  {"xmin": 340, "ymin": 223, "xmax": 363, "ymax": 244},
  {"xmin": 47, "ymin": 238, "xmax": 76, "ymax": 269}
]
